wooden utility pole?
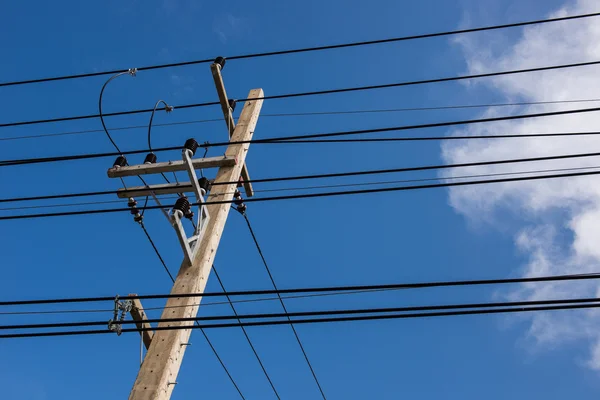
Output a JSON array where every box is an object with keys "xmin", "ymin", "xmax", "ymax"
[{"xmin": 127, "ymin": 88, "xmax": 263, "ymax": 400}]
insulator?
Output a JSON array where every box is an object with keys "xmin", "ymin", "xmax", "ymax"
[
  {"xmin": 130, "ymin": 207, "xmax": 140, "ymax": 215},
  {"xmin": 228, "ymin": 99, "xmax": 237, "ymax": 112},
  {"xmin": 144, "ymin": 153, "xmax": 157, "ymax": 164},
  {"xmin": 183, "ymin": 138, "xmax": 199, "ymax": 156},
  {"xmin": 214, "ymin": 56, "xmax": 226, "ymax": 70},
  {"xmin": 233, "ymin": 190, "xmax": 244, "ymax": 206},
  {"xmin": 173, "ymin": 196, "xmax": 191, "ymax": 214},
  {"xmin": 113, "ymin": 155, "xmax": 127, "ymax": 168},
  {"xmin": 127, "ymin": 197, "xmax": 137, "ymax": 208},
  {"xmin": 237, "ymin": 204, "xmax": 247, "ymax": 214},
  {"xmin": 134, "ymin": 214, "xmax": 143, "ymax": 223},
  {"xmin": 198, "ymin": 177, "xmax": 211, "ymax": 192}
]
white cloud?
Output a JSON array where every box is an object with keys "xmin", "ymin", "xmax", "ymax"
[{"xmin": 443, "ymin": 0, "xmax": 600, "ymax": 370}]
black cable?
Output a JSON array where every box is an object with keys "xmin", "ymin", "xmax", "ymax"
[
  {"xmin": 148, "ymin": 100, "xmax": 173, "ymax": 152},
  {"xmin": 212, "ymin": 266, "xmax": 281, "ymax": 399},
  {"xmin": 5, "ymin": 103, "xmax": 600, "ymax": 168},
  {"xmin": 240, "ymin": 212, "xmax": 328, "ymax": 398},
  {"xmin": 3, "ymin": 60, "xmax": 600, "ymax": 129},
  {"xmin": 0, "ymin": 145, "xmax": 182, "ymax": 168},
  {"xmin": 5, "ymin": 149, "xmax": 600, "ymax": 204},
  {"xmin": 139, "ymin": 222, "xmax": 176, "ymax": 281},
  {"xmin": 4, "ymin": 297, "xmax": 600, "ymax": 332},
  {"xmin": 0, "ymin": 288, "xmax": 413, "ymax": 316},
  {"xmin": 2, "ymin": 271, "xmax": 600, "ymax": 307},
  {"xmin": 5, "ymin": 168, "xmax": 600, "ymax": 221},
  {"xmin": 140, "ymin": 220, "xmax": 246, "ymax": 399},
  {"xmin": 5, "ymin": 98, "xmax": 600, "ymax": 143},
  {"xmin": 99, "ymin": 71, "xmax": 135, "ymax": 154},
  {"xmin": 7, "ymin": 165, "xmax": 598, "ymax": 211},
  {"xmin": 2, "ymin": 12, "xmax": 599, "ymax": 88},
  {"xmin": 4, "ymin": 302, "xmax": 599, "ymax": 339}
]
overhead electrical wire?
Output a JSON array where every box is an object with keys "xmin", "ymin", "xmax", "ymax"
[
  {"xmin": 4, "ymin": 143, "xmax": 600, "ymax": 206},
  {"xmin": 4, "ymin": 168, "xmax": 600, "ymax": 220},
  {"xmin": 5, "ymin": 165, "xmax": 599, "ymax": 212},
  {"xmin": 4, "ymin": 98, "xmax": 600, "ymax": 143},
  {"xmin": 212, "ymin": 266, "xmax": 282, "ymax": 399},
  {"xmin": 140, "ymin": 221, "xmax": 247, "ymax": 399},
  {"xmin": 2, "ymin": 271, "xmax": 599, "ymax": 307},
  {"xmin": 239, "ymin": 211, "xmax": 328, "ymax": 399},
  {"xmin": 1, "ymin": 12, "xmax": 598, "ymax": 87},
  {"xmin": 4, "ymin": 297, "xmax": 600, "ymax": 331},
  {"xmin": 4, "ymin": 104, "xmax": 600, "ymax": 168},
  {"xmin": 2, "ymin": 60, "xmax": 600, "ymax": 129},
  {"xmin": 2, "ymin": 300, "xmax": 600, "ymax": 339}
]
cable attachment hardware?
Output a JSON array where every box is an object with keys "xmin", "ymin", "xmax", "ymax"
[
  {"xmin": 113, "ymin": 155, "xmax": 127, "ymax": 168},
  {"xmin": 165, "ymin": 104, "xmax": 174, "ymax": 113},
  {"xmin": 214, "ymin": 56, "xmax": 226, "ymax": 70},
  {"xmin": 144, "ymin": 153, "xmax": 157, "ymax": 164},
  {"xmin": 228, "ymin": 99, "xmax": 237, "ymax": 112},
  {"xmin": 233, "ymin": 190, "xmax": 246, "ymax": 214},
  {"xmin": 174, "ymin": 196, "xmax": 194, "ymax": 219},
  {"xmin": 128, "ymin": 197, "xmax": 143, "ymax": 223},
  {"xmin": 183, "ymin": 138, "xmax": 199, "ymax": 156},
  {"xmin": 198, "ymin": 177, "xmax": 211, "ymax": 193},
  {"xmin": 108, "ymin": 295, "xmax": 133, "ymax": 336},
  {"xmin": 128, "ymin": 68, "xmax": 138, "ymax": 76}
]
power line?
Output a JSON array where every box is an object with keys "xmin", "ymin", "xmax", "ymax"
[
  {"xmin": 4, "ymin": 103, "xmax": 600, "ymax": 168},
  {"xmin": 212, "ymin": 266, "xmax": 282, "ymax": 399},
  {"xmin": 139, "ymin": 219, "xmax": 247, "ymax": 399},
  {"xmin": 0, "ymin": 288, "xmax": 417, "ymax": 317},
  {"xmin": 4, "ymin": 98, "xmax": 600, "ymax": 143},
  {"xmin": 7, "ymin": 165, "xmax": 599, "ymax": 212},
  {"xmin": 2, "ymin": 271, "xmax": 599, "ymax": 307},
  {"xmin": 3, "ymin": 60, "xmax": 600, "ymax": 129},
  {"xmin": 3, "ymin": 299, "xmax": 600, "ymax": 339},
  {"xmin": 4, "ymin": 150, "xmax": 600, "ymax": 205},
  {"xmin": 240, "ymin": 211, "xmax": 328, "ymax": 399},
  {"xmin": 1, "ymin": 12, "xmax": 598, "ymax": 88},
  {"xmin": 4, "ymin": 168, "xmax": 600, "ymax": 220}
]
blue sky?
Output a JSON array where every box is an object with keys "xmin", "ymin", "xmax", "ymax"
[{"xmin": 1, "ymin": 0, "xmax": 600, "ymax": 399}]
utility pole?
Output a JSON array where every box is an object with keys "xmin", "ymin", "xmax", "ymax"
[{"xmin": 108, "ymin": 59, "xmax": 263, "ymax": 400}]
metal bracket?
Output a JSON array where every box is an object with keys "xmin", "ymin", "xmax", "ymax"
[
  {"xmin": 170, "ymin": 149, "xmax": 211, "ymax": 266},
  {"xmin": 108, "ymin": 296, "xmax": 133, "ymax": 336}
]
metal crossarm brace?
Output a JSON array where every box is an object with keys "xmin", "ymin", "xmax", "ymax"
[{"xmin": 169, "ymin": 148, "xmax": 210, "ymax": 267}]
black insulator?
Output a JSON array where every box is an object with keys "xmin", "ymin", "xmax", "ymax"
[
  {"xmin": 134, "ymin": 214, "xmax": 143, "ymax": 223},
  {"xmin": 228, "ymin": 99, "xmax": 237, "ymax": 112},
  {"xmin": 237, "ymin": 204, "xmax": 247, "ymax": 214},
  {"xmin": 198, "ymin": 177, "xmax": 211, "ymax": 192},
  {"xmin": 233, "ymin": 190, "xmax": 244, "ymax": 206},
  {"xmin": 173, "ymin": 196, "xmax": 191, "ymax": 214},
  {"xmin": 183, "ymin": 138, "xmax": 199, "ymax": 155},
  {"xmin": 144, "ymin": 153, "xmax": 157, "ymax": 164},
  {"xmin": 113, "ymin": 155, "xmax": 127, "ymax": 168},
  {"xmin": 214, "ymin": 56, "xmax": 226, "ymax": 69},
  {"xmin": 127, "ymin": 198, "xmax": 137, "ymax": 208},
  {"xmin": 130, "ymin": 207, "xmax": 139, "ymax": 215}
]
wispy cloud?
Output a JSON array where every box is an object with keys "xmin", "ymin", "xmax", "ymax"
[
  {"xmin": 212, "ymin": 13, "xmax": 247, "ymax": 44},
  {"xmin": 442, "ymin": 0, "xmax": 600, "ymax": 370}
]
